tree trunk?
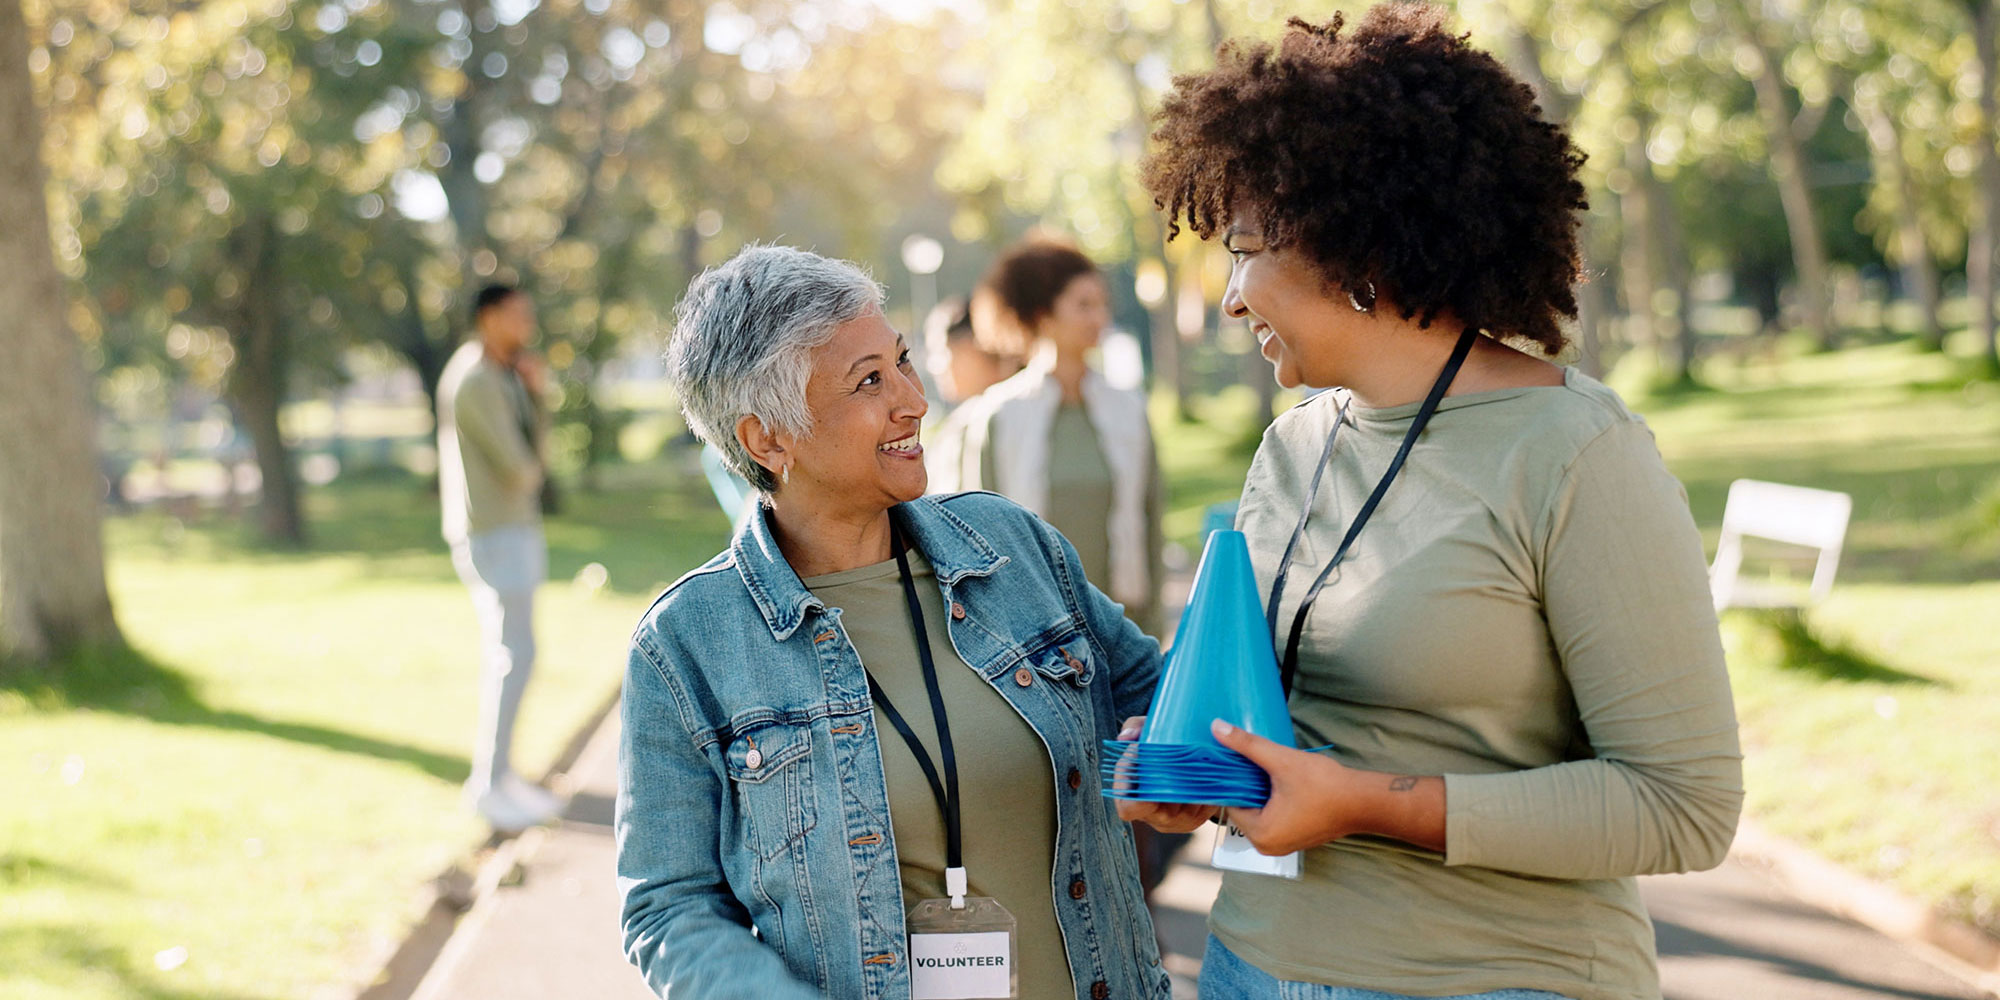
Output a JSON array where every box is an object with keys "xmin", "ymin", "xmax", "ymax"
[
  {"xmin": 1969, "ymin": 0, "xmax": 2000, "ymax": 370},
  {"xmin": 390, "ymin": 257, "xmax": 451, "ymax": 432},
  {"xmin": 440, "ymin": 0, "xmax": 496, "ymax": 288},
  {"xmin": 575, "ymin": 226, "xmax": 638, "ymax": 492},
  {"xmin": 1147, "ymin": 247, "xmax": 1188, "ymax": 420},
  {"xmin": 223, "ymin": 216, "xmax": 307, "ymax": 548},
  {"xmin": 680, "ymin": 221, "xmax": 702, "ymax": 292},
  {"xmin": 0, "ymin": 0, "xmax": 121, "ymax": 663},
  {"xmin": 1620, "ymin": 126, "xmax": 1663, "ymax": 367},
  {"xmin": 1856, "ymin": 92, "xmax": 1945, "ymax": 350},
  {"xmin": 1175, "ymin": 259, "xmax": 1212, "ymax": 409},
  {"xmin": 1652, "ymin": 165, "xmax": 1698, "ymax": 384},
  {"xmin": 1735, "ymin": 6, "xmax": 1836, "ymax": 349}
]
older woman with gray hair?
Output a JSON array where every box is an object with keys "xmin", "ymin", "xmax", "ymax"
[{"xmin": 616, "ymin": 245, "xmax": 1171, "ymax": 1000}]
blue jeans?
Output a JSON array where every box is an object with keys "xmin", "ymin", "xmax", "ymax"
[{"xmin": 1199, "ymin": 935, "xmax": 1575, "ymax": 1000}]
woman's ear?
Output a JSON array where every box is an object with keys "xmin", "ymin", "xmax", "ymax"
[{"xmin": 736, "ymin": 414, "xmax": 787, "ymax": 481}]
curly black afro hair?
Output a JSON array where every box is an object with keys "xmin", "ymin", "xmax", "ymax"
[{"xmin": 1141, "ymin": 3, "xmax": 1587, "ymax": 353}]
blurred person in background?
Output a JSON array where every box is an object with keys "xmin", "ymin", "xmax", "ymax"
[
  {"xmin": 617, "ymin": 245, "xmax": 1170, "ymax": 1000},
  {"xmin": 920, "ymin": 292, "xmax": 1020, "ymax": 493},
  {"xmin": 437, "ymin": 283, "xmax": 560, "ymax": 833},
  {"xmin": 925, "ymin": 292, "xmax": 1022, "ymax": 407},
  {"xmin": 1121, "ymin": 7, "xmax": 1742, "ymax": 999},
  {"xmin": 943, "ymin": 240, "xmax": 1185, "ymax": 908},
  {"xmin": 945, "ymin": 237, "xmax": 1166, "ymax": 640}
]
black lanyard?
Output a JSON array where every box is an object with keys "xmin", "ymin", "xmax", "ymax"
[
  {"xmin": 1266, "ymin": 327, "xmax": 1479, "ymax": 697},
  {"xmin": 864, "ymin": 521, "xmax": 965, "ymax": 875}
]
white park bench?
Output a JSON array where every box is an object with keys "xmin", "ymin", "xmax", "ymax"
[{"xmin": 1708, "ymin": 478, "xmax": 1854, "ymax": 613}]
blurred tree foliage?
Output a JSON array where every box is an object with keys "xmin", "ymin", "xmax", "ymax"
[{"xmin": 18, "ymin": 0, "xmax": 2000, "ymax": 544}]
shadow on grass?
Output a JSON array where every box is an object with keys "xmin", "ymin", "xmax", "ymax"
[
  {"xmin": 1, "ymin": 643, "xmax": 469, "ymax": 783},
  {"xmin": 1739, "ymin": 610, "xmax": 1944, "ymax": 687},
  {"xmin": 0, "ymin": 853, "xmax": 130, "ymax": 892},
  {"xmin": 0, "ymin": 922, "xmax": 274, "ymax": 1000}
]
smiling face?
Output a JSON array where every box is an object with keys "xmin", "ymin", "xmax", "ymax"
[
  {"xmin": 773, "ymin": 309, "xmax": 930, "ymax": 516},
  {"xmin": 1221, "ymin": 222, "xmax": 1365, "ymax": 390}
]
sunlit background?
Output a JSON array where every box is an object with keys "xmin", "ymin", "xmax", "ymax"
[{"xmin": 6, "ymin": 0, "xmax": 2000, "ymax": 997}]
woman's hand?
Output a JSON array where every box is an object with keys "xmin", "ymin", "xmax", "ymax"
[
  {"xmin": 1210, "ymin": 719, "xmax": 1447, "ymax": 856},
  {"xmin": 1109, "ymin": 716, "xmax": 1220, "ymax": 833}
]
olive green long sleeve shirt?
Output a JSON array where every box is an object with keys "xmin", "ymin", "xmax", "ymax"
[{"xmin": 1213, "ymin": 370, "xmax": 1742, "ymax": 1000}]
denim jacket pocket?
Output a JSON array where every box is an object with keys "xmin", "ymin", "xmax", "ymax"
[
  {"xmin": 723, "ymin": 721, "xmax": 818, "ymax": 861},
  {"xmin": 1026, "ymin": 634, "xmax": 1096, "ymax": 688}
]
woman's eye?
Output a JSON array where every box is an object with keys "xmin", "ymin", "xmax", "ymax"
[
  {"xmin": 858, "ymin": 371, "xmax": 881, "ymax": 388},
  {"xmin": 897, "ymin": 351, "xmax": 913, "ymax": 369}
]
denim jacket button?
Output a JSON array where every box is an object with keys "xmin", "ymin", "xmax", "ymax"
[
  {"xmin": 745, "ymin": 748, "xmax": 763, "ymax": 770},
  {"xmin": 1090, "ymin": 980, "xmax": 1109, "ymax": 1000},
  {"xmin": 951, "ymin": 602, "xmax": 967, "ymax": 620},
  {"xmin": 1067, "ymin": 768, "xmax": 1082, "ymax": 790},
  {"xmin": 1013, "ymin": 667, "xmax": 1034, "ymax": 687},
  {"xmin": 1068, "ymin": 877, "xmax": 1087, "ymax": 899}
]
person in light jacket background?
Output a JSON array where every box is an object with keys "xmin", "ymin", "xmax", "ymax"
[{"xmin": 938, "ymin": 237, "xmax": 1167, "ymax": 640}]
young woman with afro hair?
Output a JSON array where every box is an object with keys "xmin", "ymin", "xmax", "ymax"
[{"xmin": 1119, "ymin": 6, "xmax": 1742, "ymax": 999}]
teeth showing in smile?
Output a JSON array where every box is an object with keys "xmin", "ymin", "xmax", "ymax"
[{"xmin": 880, "ymin": 435, "xmax": 921, "ymax": 454}]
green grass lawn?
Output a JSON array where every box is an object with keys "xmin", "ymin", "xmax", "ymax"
[
  {"xmin": 1615, "ymin": 332, "xmax": 2000, "ymax": 935},
  {"xmin": 1, "ymin": 457, "xmax": 732, "ymax": 1000},
  {"xmin": 1154, "ymin": 384, "xmax": 1287, "ymax": 553}
]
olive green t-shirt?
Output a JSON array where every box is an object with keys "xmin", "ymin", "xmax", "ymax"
[
  {"xmin": 804, "ymin": 552, "xmax": 1076, "ymax": 1000},
  {"xmin": 1046, "ymin": 403, "xmax": 1115, "ymax": 586},
  {"xmin": 1213, "ymin": 370, "xmax": 1742, "ymax": 1000},
  {"xmin": 979, "ymin": 401, "xmax": 1167, "ymax": 636}
]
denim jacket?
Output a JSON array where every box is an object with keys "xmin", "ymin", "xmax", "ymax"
[{"xmin": 617, "ymin": 491, "xmax": 1172, "ymax": 1000}]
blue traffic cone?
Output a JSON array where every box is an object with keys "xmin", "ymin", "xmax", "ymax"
[{"xmin": 1140, "ymin": 530, "xmax": 1296, "ymax": 749}]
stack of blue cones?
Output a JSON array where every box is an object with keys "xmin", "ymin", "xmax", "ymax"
[{"xmin": 1100, "ymin": 530, "xmax": 1295, "ymax": 809}]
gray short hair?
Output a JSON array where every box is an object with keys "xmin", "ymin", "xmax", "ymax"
[{"xmin": 668, "ymin": 245, "xmax": 885, "ymax": 493}]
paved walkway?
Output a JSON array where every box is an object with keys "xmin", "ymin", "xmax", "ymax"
[{"xmin": 404, "ymin": 708, "xmax": 1990, "ymax": 1000}]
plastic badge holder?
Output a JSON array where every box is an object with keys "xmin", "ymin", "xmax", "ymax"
[
  {"xmin": 907, "ymin": 894, "xmax": 1017, "ymax": 1000},
  {"xmin": 1210, "ymin": 814, "xmax": 1304, "ymax": 879}
]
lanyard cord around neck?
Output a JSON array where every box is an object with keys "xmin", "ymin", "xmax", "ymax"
[
  {"xmin": 862, "ymin": 520, "xmax": 969, "ymax": 907},
  {"xmin": 1268, "ymin": 326, "xmax": 1480, "ymax": 697}
]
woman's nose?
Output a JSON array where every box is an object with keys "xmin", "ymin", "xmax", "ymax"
[
  {"xmin": 897, "ymin": 366, "xmax": 930, "ymax": 419},
  {"xmin": 1221, "ymin": 281, "xmax": 1248, "ymax": 319}
]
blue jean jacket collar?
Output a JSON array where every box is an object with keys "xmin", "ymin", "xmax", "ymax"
[{"xmin": 729, "ymin": 494, "xmax": 1011, "ymax": 641}]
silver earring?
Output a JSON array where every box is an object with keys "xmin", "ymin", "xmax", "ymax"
[
  {"xmin": 780, "ymin": 464, "xmax": 791, "ymax": 487},
  {"xmin": 1349, "ymin": 280, "xmax": 1376, "ymax": 313}
]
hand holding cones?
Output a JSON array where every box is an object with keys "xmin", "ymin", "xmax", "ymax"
[
  {"xmin": 1105, "ymin": 530, "xmax": 1449, "ymax": 857},
  {"xmin": 1100, "ymin": 531, "xmax": 1294, "ymax": 810}
]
